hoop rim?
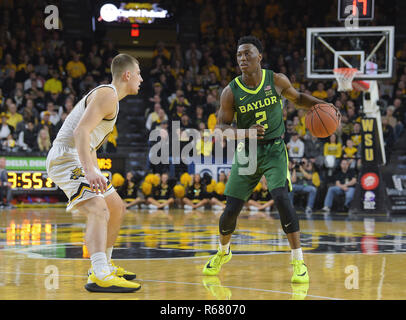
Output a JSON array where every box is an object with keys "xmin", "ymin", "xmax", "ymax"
[{"xmin": 333, "ymin": 67, "xmax": 359, "ymax": 75}]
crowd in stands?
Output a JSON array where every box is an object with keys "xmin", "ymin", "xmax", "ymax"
[
  {"xmin": 0, "ymin": 2, "xmax": 119, "ymax": 155},
  {"xmin": 1, "ymin": 0, "xmax": 406, "ymax": 213}
]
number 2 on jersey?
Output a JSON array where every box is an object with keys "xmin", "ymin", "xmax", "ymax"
[{"xmin": 255, "ymin": 111, "xmax": 268, "ymax": 129}]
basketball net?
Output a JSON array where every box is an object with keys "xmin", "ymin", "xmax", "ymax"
[{"xmin": 333, "ymin": 68, "xmax": 358, "ymax": 92}]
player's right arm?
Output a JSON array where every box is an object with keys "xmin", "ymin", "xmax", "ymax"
[
  {"xmin": 73, "ymin": 88, "xmax": 117, "ymax": 194},
  {"xmin": 215, "ymin": 85, "xmax": 265, "ymax": 140}
]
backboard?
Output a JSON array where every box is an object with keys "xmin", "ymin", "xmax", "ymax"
[{"xmin": 305, "ymin": 26, "xmax": 395, "ymax": 80}]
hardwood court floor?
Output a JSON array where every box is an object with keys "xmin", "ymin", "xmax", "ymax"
[{"xmin": 1, "ymin": 207, "xmax": 406, "ymax": 300}]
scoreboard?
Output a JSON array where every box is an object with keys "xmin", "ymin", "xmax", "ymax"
[
  {"xmin": 5, "ymin": 155, "xmax": 126, "ymax": 193},
  {"xmin": 338, "ymin": 0, "xmax": 375, "ymax": 21}
]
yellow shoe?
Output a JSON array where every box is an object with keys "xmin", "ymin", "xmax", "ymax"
[
  {"xmin": 202, "ymin": 248, "xmax": 232, "ymax": 276},
  {"xmin": 290, "ymin": 283, "xmax": 310, "ymax": 300},
  {"xmin": 291, "ymin": 259, "xmax": 309, "ymax": 283},
  {"xmin": 202, "ymin": 276, "xmax": 232, "ymax": 300},
  {"xmin": 110, "ymin": 261, "xmax": 136, "ymax": 280},
  {"xmin": 85, "ymin": 272, "xmax": 141, "ymax": 293}
]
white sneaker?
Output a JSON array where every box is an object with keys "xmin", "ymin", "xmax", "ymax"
[
  {"xmin": 322, "ymin": 206, "xmax": 330, "ymax": 214},
  {"xmin": 305, "ymin": 207, "xmax": 312, "ymax": 216}
]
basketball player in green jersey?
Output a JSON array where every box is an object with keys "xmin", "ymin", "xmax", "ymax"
[{"xmin": 203, "ymin": 36, "xmax": 337, "ymax": 283}]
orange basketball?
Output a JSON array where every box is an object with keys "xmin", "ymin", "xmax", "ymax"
[{"xmin": 305, "ymin": 104, "xmax": 340, "ymax": 138}]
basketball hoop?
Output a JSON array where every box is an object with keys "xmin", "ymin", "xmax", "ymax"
[
  {"xmin": 333, "ymin": 68, "xmax": 358, "ymax": 92},
  {"xmin": 352, "ymin": 80, "xmax": 370, "ymax": 92}
]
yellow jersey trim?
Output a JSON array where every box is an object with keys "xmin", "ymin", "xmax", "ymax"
[{"xmin": 234, "ymin": 69, "xmax": 266, "ymax": 95}]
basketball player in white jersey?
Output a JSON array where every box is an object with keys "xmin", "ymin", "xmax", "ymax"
[{"xmin": 46, "ymin": 54, "xmax": 142, "ymax": 292}]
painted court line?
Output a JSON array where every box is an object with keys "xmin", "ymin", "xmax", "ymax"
[{"xmin": 0, "ymin": 270, "xmax": 343, "ymax": 300}]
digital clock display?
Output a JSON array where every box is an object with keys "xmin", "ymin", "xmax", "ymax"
[
  {"xmin": 7, "ymin": 171, "xmax": 112, "ymax": 191},
  {"xmin": 338, "ymin": 0, "xmax": 374, "ymax": 21},
  {"xmin": 7, "ymin": 171, "xmax": 57, "ymax": 190}
]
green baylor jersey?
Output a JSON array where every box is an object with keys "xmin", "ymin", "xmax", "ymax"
[{"xmin": 229, "ymin": 69, "xmax": 285, "ymax": 140}]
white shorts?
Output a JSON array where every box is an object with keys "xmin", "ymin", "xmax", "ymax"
[{"xmin": 46, "ymin": 144, "xmax": 115, "ymax": 212}]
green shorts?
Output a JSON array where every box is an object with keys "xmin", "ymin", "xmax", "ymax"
[{"xmin": 224, "ymin": 138, "xmax": 292, "ymax": 202}]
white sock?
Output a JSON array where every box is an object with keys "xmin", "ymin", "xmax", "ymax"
[
  {"xmin": 219, "ymin": 241, "xmax": 230, "ymax": 254},
  {"xmin": 106, "ymin": 247, "xmax": 113, "ymax": 262},
  {"xmin": 291, "ymin": 248, "xmax": 303, "ymax": 261},
  {"xmin": 90, "ymin": 252, "xmax": 113, "ymax": 280}
]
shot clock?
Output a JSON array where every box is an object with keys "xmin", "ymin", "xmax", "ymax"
[{"xmin": 338, "ymin": 0, "xmax": 375, "ymax": 21}]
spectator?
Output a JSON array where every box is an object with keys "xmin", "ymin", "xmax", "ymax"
[
  {"xmin": 304, "ymin": 134, "xmax": 324, "ymax": 166},
  {"xmin": 44, "ymin": 69, "xmax": 63, "ymax": 94},
  {"xmin": 37, "ymin": 127, "xmax": 51, "ymax": 153},
  {"xmin": 146, "ymin": 172, "xmax": 174, "ymax": 210},
  {"xmin": 0, "ymin": 113, "xmax": 14, "ymax": 144},
  {"xmin": 247, "ymin": 176, "xmax": 274, "ymax": 212},
  {"xmin": 66, "ymin": 52, "xmax": 87, "ymax": 79},
  {"xmin": 153, "ymin": 41, "xmax": 171, "ymax": 64},
  {"xmin": 194, "ymin": 105, "xmax": 207, "ymax": 129},
  {"xmin": 393, "ymin": 98, "xmax": 406, "ymax": 125},
  {"xmin": 183, "ymin": 174, "xmax": 210, "ymax": 210},
  {"xmin": 350, "ymin": 122, "xmax": 362, "ymax": 147},
  {"xmin": 34, "ymin": 56, "xmax": 49, "ymax": 78},
  {"xmin": 118, "ymin": 171, "xmax": 145, "ymax": 209},
  {"xmin": 0, "ymin": 157, "xmax": 13, "ymax": 209},
  {"xmin": 22, "ymin": 99, "xmax": 40, "ymax": 124},
  {"xmin": 37, "ymin": 111, "xmax": 56, "ymax": 139},
  {"xmin": 312, "ymin": 82, "xmax": 328, "ymax": 100},
  {"xmin": 185, "ymin": 42, "xmax": 202, "ymax": 66},
  {"xmin": 2, "ymin": 133, "xmax": 17, "ymax": 152},
  {"xmin": 6, "ymin": 103, "xmax": 23, "ymax": 130},
  {"xmin": 339, "ymin": 113, "xmax": 353, "ymax": 142},
  {"xmin": 17, "ymin": 120, "xmax": 37, "ymax": 151},
  {"xmin": 146, "ymin": 103, "xmax": 163, "ymax": 131},
  {"xmin": 13, "ymin": 87, "xmax": 24, "ymax": 110},
  {"xmin": 41, "ymin": 101, "xmax": 61, "ymax": 125},
  {"xmin": 2, "ymin": 69, "xmax": 17, "ymax": 95},
  {"xmin": 382, "ymin": 117, "xmax": 395, "ymax": 154},
  {"xmin": 289, "ymin": 158, "xmax": 320, "ymax": 216},
  {"xmin": 323, "ymin": 133, "xmax": 342, "ymax": 164},
  {"xmin": 287, "ymin": 132, "xmax": 304, "ymax": 162},
  {"xmin": 150, "ymin": 109, "xmax": 169, "ymax": 132},
  {"xmin": 322, "ymin": 159, "xmax": 357, "ymax": 214},
  {"xmin": 343, "ymin": 139, "xmax": 358, "ymax": 159},
  {"xmin": 169, "ymin": 91, "xmax": 191, "ymax": 115},
  {"xmin": 23, "ymin": 72, "xmax": 43, "ymax": 91},
  {"xmin": 283, "ymin": 119, "xmax": 295, "ymax": 144},
  {"xmin": 210, "ymin": 171, "xmax": 228, "ymax": 210}
]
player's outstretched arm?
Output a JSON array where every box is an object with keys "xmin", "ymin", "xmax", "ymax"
[
  {"xmin": 73, "ymin": 88, "xmax": 117, "ymax": 193},
  {"xmin": 215, "ymin": 85, "xmax": 265, "ymax": 140},
  {"xmin": 274, "ymin": 73, "xmax": 335, "ymax": 111}
]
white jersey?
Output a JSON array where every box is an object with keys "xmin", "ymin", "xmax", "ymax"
[{"xmin": 53, "ymin": 84, "xmax": 119, "ymax": 152}]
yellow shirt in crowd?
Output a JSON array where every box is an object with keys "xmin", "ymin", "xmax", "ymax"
[
  {"xmin": 44, "ymin": 78, "xmax": 63, "ymax": 94},
  {"xmin": 66, "ymin": 60, "xmax": 87, "ymax": 79},
  {"xmin": 343, "ymin": 146, "xmax": 357, "ymax": 158},
  {"xmin": 312, "ymin": 90, "xmax": 328, "ymax": 100},
  {"xmin": 6, "ymin": 113, "xmax": 23, "ymax": 129},
  {"xmin": 324, "ymin": 142, "xmax": 342, "ymax": 158}
]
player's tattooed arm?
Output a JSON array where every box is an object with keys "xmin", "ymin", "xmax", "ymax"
[
  {"xmin": 215, "ymin": 85, "xmax": 265, "ymax": 140},
  {"xmin": 274, "ymin": 73, "xmax": 335, "ymax": 111}
]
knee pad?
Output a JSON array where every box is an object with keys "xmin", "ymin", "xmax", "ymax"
[
  {"xmin": 271, "ymin": 185, "xmax": 300, "ymax": 234},
  {"xmin": 219, "ymin": 196, "xmax": 245, "ymax": 235}
]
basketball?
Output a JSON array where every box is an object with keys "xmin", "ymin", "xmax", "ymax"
[{"xmin": 305, "ymin": 104, "xmax": 340, "ymax": 138}]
